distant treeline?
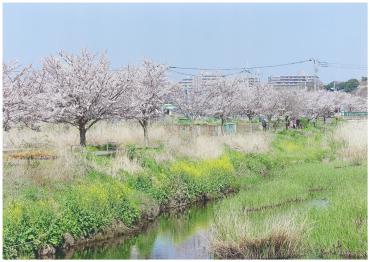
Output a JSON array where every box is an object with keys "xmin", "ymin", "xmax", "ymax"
[{"xmin": 324, "ymin": 78, "xmax": 362, "ymax": 92}]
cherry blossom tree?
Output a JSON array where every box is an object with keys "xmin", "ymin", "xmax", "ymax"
[
  {"xmin": 333, "ymin": 91, "xmax": 367, "ymax": 112},
  {"xmin": 238, "ymin": 85, "xmax": 262, "ymax": 121},
  {"xmin": 278, "ymin": 89, "xmax": 305, "ymax": 118},
  {"xmin": 274, "ymin": 89, "xmax": 307, "ymax": 129},
  {"xmin": 124, "ymin": 60, "xmax": 170, "ymax": 146},
  {"xmin": 3, "ymin": 62, "xmax": 27, "ymax": 131},
  {"xmin": 170, "ymin": 81, "xmax": 209, "ymax": 120},
  {"xmin": 256, "ymin": 85, "xmax": 282, "ymax": 123},
  {"xmin": 204, "ymin": 75, "xmax": 244, "ymax": 134},
  {"xmin": 5, "ymin": 51, "xmax": 368, "ymax": 140},
  {"xmin": 39, "ymin": 49, "xmax": 134, "ymax": 146},
  {"xmin": 304, "ymin": 90, "xmax": 337, "ymax": 123},
  {"xmin": 3, "ymin": 62, "xmax": 44, "ymax": 131}
]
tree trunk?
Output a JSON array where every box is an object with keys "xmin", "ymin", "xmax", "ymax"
[
  {"xmin": 247, "ymin": 114, "xmax": 253, "ymax": 122},
  {"xmin": 139, "ymin": 119, "xmax": 149, "ymax": 147},
  {"xmin": 143, "ymin": 125, "xmax": 149, "ymax": 147},
  {"xmin": 267, "ymin": 115, "xmax": 273, "ymax": 130},
  {"xmin": 274, "ymin": 119, "xmax": 280, "ymax": 131},
  {"xmin": 79, "ymin": 125, "xmax": 87, "ymax": 146},
  {"xmin": 221, "ymin": 117, "xmax": 225, "ymax": 136}
]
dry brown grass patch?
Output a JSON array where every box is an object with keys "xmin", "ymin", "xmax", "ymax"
[
  {"xmin": 212, "ymin": 212, "xmax": 306, "ymax": 259},
  {"xmin": 5, "ymin": 150, "xmax": 57, "ymax": 160},
  {"xmin": 333, "ymin": 120, "xmax": 367, "ymax": 164}
]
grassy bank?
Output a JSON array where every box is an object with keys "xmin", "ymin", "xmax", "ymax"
[
  {"xmin": 211, "ymin": 121, "xmax": 367, "ymax": 259},
  {"xmin": 3, "ymin": 143, "xmax": 240, "ymax": 259},
  {"xmin": 3, "ymin": 120, "xmax": 367, "ymax": 259}
]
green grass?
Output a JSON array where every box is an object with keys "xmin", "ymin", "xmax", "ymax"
[
  {"xmin": 3, "ymin": 121, "xmax": 366, "ymax": 259},
  {"xmin": 3, "ymin": 172, "xmax": 141, "ymax": 259},
  {"xmin": 3, "ymin": 144, "xmax": 240, "ymax": 259},
  {"xmin": 211, "ymin": 125, "xmax": 367, "ymax": 259}
]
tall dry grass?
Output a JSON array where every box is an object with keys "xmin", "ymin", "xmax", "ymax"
[
  {"xmin": 163, "ymin": 133, "xmax": 271, "ymax": 160},
  {"xmin": 3, "ymin": 121, "xmax": 167, "ymax": 150},
  {"xmin": 333, "ymin": 120, "xmax": 368, "ymax": 164},
  {"xmin": 89, "ymin": 151, "xmax": 143, "ymax": 177},
  {"xmin": 3, "ymin": 121, "xmax": 272, "ymax": 192},
  {"xmin": 3, "ymin": 122, "xmax": 164, "ymax": 184},
  {"xmin": 211, "ymin": 210, "xmax": 306, "ymax": 259},
  {"xmin": 3, "ymin": 149, "xmax": 91, "ymax": 200},
  {"xmin": 4, "ymin": 121, "xmax": 271, "ymax": 158}
]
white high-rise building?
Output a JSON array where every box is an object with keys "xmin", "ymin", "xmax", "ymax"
[
  {"xmin": 268, "ymin": 74, "xmax": 321, "ymax": 90},
  {"xmin": 179, "ymin": 78, "xmax": 193, "ymax": 94},
  {"xmin": 240, "ymin": 76, "xmax": 260, "ymax": 88},
  {"xmin": 179, "ymin": 73, "xmax": 261, "ymax": 91},
  {"xmin": 179, "ymin": 73, "xmax": 223, "ymax": 91}
]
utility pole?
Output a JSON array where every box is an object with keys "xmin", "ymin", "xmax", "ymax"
[
  {"xmin": 311, "ymin": 58, "xmax": 319, "ymax": 91},
  {"xmin": 311, "ymin": 58, "xmax": 328, "ymax": 91}
]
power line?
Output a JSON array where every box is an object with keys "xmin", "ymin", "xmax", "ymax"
[
  {"xmin": 169, "ymin": 59, "xmax": 312, "ymax": 71},
  {"xmin": 168, "ymin": 68, "xmax": 253, "ymax": 78},
  {"xmin": 326, "ymin": 66, "xmax": 368, "ymax": 71},
  {"xmin": 326, "ymin": 62, "xmax": 367, "ymax": 67},
  {"xmin": 8, "ymin": 59, "xmax": 368, "ymax": 74},
  {"xmin": 167, "ymin": 69, "xmax": 197, "ymax": 77},
  {"xmin": 223, "ymin": 69, "xmax": 251, "ymax": 77},
  {"xmin": 245, "ymin": 59, "xmax": 312, "ymax": 70},
  {"xmin": 168, "ymin": 66, "xmax": 244, "ymax": 71}
]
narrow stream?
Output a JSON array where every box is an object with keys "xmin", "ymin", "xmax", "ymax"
[
  {"xmin": 58, "ymin": 202, "xmax": 217, "ymax": 259},
  {"xmin": 57, "ymin": 197, "xmax": 329, "ymax": 259}
]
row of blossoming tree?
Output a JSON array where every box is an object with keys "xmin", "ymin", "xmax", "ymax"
[{"xmin": 4, "ymin": 49, "xmax": 367, "ymax": 146}]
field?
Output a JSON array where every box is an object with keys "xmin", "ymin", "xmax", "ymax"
[
  {"xmin": 211, "ymin": 120, "xmax": 368, "ymax": 259},
  {"xmin": 2, "ymin": 119, "xmax": 368, "ymax": 259}
]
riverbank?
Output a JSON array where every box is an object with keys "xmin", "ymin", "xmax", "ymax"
[
  {"xmin": 58, "ymin": 200, "xmax": 220, "ymax": 259},
  {"xmin": 3, "ymin": 120, "xmax": 367, "ymax": 259},
  {"xmin": 211, "ymin": 121, "xmax": 367, "ymax": 259},
  {"xmin": 4, "ymin": 141, "xmax": 242, "ymax": 259}
]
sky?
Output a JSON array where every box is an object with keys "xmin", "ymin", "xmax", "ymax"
[{"xmin": 3, "ymin": 3, "xmax": 368, "ymax": 83}]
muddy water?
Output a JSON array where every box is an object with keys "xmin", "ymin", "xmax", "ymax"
[{"xmin": 58, "ymin": 202, "xmax": 216, "ymax": 259}]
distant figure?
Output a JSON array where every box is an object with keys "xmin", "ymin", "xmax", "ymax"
[
  {"xmin": 291, "ymin": 118, "xmax": 297, "ymax": 129},
  {"xmin": 311, "ymin": 116, "xmax": 317, "ymax": 127},
  {"xmin": 261, "ymin": 118, "xmax": 267, "ymax": 131},
  {"xmin": 285, "ymin": 116, "xmax": 290, "ymax": 130},
  {"xmin": 296, "ymin": 118, "xmax": 301, "ymax": 129}
]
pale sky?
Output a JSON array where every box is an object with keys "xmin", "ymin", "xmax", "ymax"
[{"xmin": 3, "ymin": 3, "xmax": 368, "ymax": 83}]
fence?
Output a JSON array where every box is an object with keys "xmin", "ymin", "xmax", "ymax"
[
  {"xmin": 340, "ymin": 112, "xmax": 368, "ymax": 120},
  {"xmin": 164, "ymin": 122, "xmax": 262, "ymax": 137}
]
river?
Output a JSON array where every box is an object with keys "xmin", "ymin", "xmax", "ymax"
[
  {"xmin": 57, "ymin": 202, "xmax": 217, "ymax": 259},
  {"xmin": 56, "ymin": 195, "xmax": 330, "ymax": 259}
]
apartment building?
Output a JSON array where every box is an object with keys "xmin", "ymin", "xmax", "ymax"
[{"xmin": 268, "ymin": 74, "xmax": 321, "ymax": 90}]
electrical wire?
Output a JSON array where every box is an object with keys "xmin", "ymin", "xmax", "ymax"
[
  {"xmin": 167, "ymin": 69, "xmax": 197, "ymax": 77},
  {"xmin": 9, "ymin": 60, "xmax": 368, "ymax": 74},
  {"xmin": 325, "ymin": 64, "xmax": 367, "ymax": 70},
  {"xmin": 169, "ymin": 59, "xmax": 312, "ymax": 71},
  {"xmin": 326, "ymin": 62, "xmax": 367, "ymax": 67}
]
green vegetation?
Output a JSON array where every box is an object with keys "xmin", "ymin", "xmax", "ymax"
[
  {"xmin": 67, "ymin": 202, "xmax": 216, "ymax": 259},
  {"xmin": 3, "ymin": 143, "xmax": 239, "ymax": 258},
  {"xmin": 211, "ymin": 124, "xmax": 367, "ymax": 259},
  {"xmin": 3, "ymin": 172, "xmax": 140, "ymax": 259},
  {"xmin": 3, "ymin": 121, "xmax": 367, "ymax": 259},
  {"xmin": 324, "ymin": 78, "xmax": 360, "ymax": 92}
]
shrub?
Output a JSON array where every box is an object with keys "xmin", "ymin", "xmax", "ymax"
[
  {"xmin": 3, "ymin": 172, "xmax": 141, "ymax": 259},
  {"xmin": 170, "ymin": 155, "xmax": 238, "ymax": 202}
]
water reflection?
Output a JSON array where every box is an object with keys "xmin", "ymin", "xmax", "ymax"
[
  {"xmin": 308, "ymin": 198, "xmax": 330, "ymax": 208},
  {"xmin": 62, "ymin": 202, "xmax": 215, "ymax": 259}
]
